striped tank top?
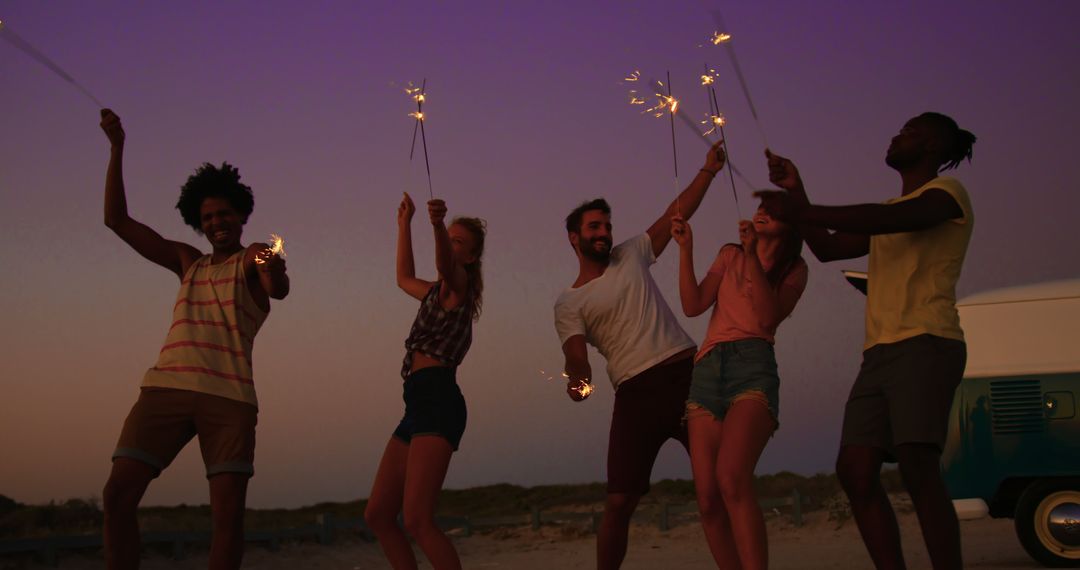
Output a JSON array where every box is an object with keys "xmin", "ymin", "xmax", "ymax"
[{"xmin": 142, "ymin": 250, "xmax": 268, "ymax": 407}]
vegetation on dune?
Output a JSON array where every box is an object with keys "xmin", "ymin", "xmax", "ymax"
[{"xmin": 0, "ymin": 470, "xmax": 906, "ymax": 538}]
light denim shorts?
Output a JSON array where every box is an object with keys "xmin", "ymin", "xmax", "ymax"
[{"xmin": 688, "ymin": 338, "xmax": 780, "ymax": 423}]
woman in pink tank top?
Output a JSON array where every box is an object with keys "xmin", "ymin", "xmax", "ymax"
[{"xmin": 671, "ymin": 200, "xmax": 808, "ymax": 570}]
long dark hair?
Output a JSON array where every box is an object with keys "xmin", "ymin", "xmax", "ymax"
[
  {"xmin": 764, "ymin": 227, "xmax": 804, "ymax": 289},
  {"xmin": 452, "ymin": 217, "xmax": 486, "ymax": 321}
]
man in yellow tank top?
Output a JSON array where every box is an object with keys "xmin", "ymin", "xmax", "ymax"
[
  {"xmin": 98, "ymin": 110, "xmax": 290, "ymax": 569},
  {"xmin": 758, "ymin": 112, "xmax": 976, "ymax": 569}
]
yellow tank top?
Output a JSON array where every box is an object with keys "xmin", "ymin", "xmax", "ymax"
[
  {"xmin": 865, "ymin": 177, "xmax": 973, "ymax": 350},
  {"xmin": 142, "ymin": 250, "xmax": 268, "ymax": 407}
]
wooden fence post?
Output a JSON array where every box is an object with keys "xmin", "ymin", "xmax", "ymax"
[{"xmin": 317, "ymin": 513, "xmax": 336, "ymax": 545}]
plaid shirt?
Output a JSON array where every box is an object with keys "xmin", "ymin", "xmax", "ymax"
[{"xmin": 402, "ymin": 280, "xmax": 474, "ymax": 378}]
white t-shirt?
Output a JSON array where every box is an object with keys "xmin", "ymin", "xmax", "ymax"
[{"xmin": 554, "ymin": 233, "xmax": 696, "ymax": 389}]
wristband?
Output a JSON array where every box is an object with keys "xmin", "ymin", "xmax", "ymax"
[{"xmin": 700, "ymin": 168, "xmax": 718, "ymax": 177}]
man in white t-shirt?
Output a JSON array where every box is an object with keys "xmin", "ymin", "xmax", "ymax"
[{"xmin": 554, "ymin": 141, "xmax": 725, "ymax": 570}]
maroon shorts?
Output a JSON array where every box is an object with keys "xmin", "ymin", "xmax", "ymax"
[{"xmin": 607, "ymin": 357, "xmax": 692, "ymax": 495}]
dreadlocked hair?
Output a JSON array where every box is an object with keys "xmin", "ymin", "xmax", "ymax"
[
  {"xmin": 175, "ymin": 162, "xmax": 254, "ymax": 232},
  {"xmin": 917, "ymin": 112, "xmax": 977, "ymax": 173},
  {"xmin": 452, "ymin": 216, "xmax": 486, "ymax": 321}
]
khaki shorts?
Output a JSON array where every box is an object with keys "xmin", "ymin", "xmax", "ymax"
[
  {"xmin": 112, "ymin": 387, "xmax": 257, "ymax": 477},
  {"xmin": 840, "ymin": 334, "xmax": 966, "ymax": 459}
]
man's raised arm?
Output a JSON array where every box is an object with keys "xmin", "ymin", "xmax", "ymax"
[{"xmin": 101, "ymin": 110, "xmax": 199, "ymax": 278}]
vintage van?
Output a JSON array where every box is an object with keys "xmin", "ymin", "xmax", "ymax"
[{"xmin": 941, "ymin": 279, "xmax": 1080, "ymax": 567}]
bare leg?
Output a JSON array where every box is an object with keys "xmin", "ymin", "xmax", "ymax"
[
  {"xmin": 365, "ymin": 437, "xmax": 418, "ymax": 570},
  {"xmin": 837, "ymin": 444, "xmax": 905, "ymax": 569},
  {"xmin": 598, "ymin": 492, "xmax": 641, "ymax": 570},
  {"xmin": 687, "ymin": 409, "xmax": 742, "ymax": 568},
  {"xmin": 401, "ymin": 435, "xmax": 461, "ymax": 570},
  {"xmin": 715, "ymin": 400, "xmax": 775, "ymax": 570},
  {"xmin": 207, "ymin": 473, "xmax": 249, "ymax": 570},
  {"xmin": 103, "ymin": 458, "xmax": 156, "ymax": 570},
  {"xmin": 895, "ymin": 443, "xmax": 962, "ymax": 570}
]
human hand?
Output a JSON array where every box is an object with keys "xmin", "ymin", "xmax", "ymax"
[
  {"xmin": 100, "ymin": 109, "xmax": 125, "ymax": 148},
  {"xmin": 704, "ymin": 139, "xmax": 726, "ymax": 173},
  {"xmin": 738, "ymin": 220, "xmax": 758, "ymax": 254},
  {"xmin": 765, "ymin": 149, "xmax": 802, "ymax": 192},
  {"xmin": 566, "ymin": 378, "xmax": 594, "ymax": 402},
  {"xmin": 428, "ymin": 199, "xmax": 447, "ymax": 227},
  {"xmin": 398, "ymin": 192, "xmax": 416, "ymax": 226},
  {"xmin": 671, "ymin": 214, "xmax": 693, "ymax": 249}
]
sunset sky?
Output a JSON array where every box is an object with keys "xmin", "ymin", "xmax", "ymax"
[{"xmin": 2, "ymin": 1, "xmax": 1078, "ymax": 509}]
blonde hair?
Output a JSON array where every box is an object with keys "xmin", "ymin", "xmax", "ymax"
[{"xmin": 452, "ymin": 217, "xmax": 486, "ymax": 321}]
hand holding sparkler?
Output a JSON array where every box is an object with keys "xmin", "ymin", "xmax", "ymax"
[
  {"xmin": 566, "ymin": 376, "xmax": 594, "ymax": 402},
  {"xmin": 254, "ymin": 234, "xmax": 286, "ymax": 268},
  {"xmin": 427, "ymin": 199, "xmax": 447, "ymax": 228},
  {"xmin": 765, "ymin": 149, "xmax": 803, "ymax": 193},
  {"xmin": 100, "ymin": 109, "xmax": 125, "ymax": 148},
  {"xmin": 738, "ymin": 219, "xmax": 759, "ymax": 253},
  {"xmin": 670, "ymin": 214, "xmax": 693, "ymax": 250},
  {"xmin": 703, "ymin": 139, "xmax": 726, "ymax": 175},
  {"xmin": 398, "ymin": 192, "xmax": 417, "ymax": 227}
]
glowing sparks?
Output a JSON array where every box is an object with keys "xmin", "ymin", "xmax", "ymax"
[
  {"xmin": 409, "ymin": 111, "xmax": 424, "ymax": 121},
  {"xmin": 702, "ymin": 113, "xmax": 726, "ymax": 136},
  {"xmin": 640, "ymin": 81, "xmax": 679, "ymax": 118},
  {"xmin": 701, "ymin": 67, "xmax": 719, "ymax": 86},
  {"xmin": 710, "ymin": 31, "xmax": 733, "ymax": 45},
  {"xmin": 256, "ymin": 233, "xmax": 285, "ymax": 264},
  {"xmin": 624, "ymin": 70, "xmax": 640, "ymax": 82},
  {"xmin": 542, "ymin": 370, "xmax": 594, "ymax": 400}
]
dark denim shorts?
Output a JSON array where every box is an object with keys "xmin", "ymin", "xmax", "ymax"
[
  {"xmin": 688, "ymin": 338, "xmax": 780, "ymax": 423},
  {"xmin": 392, "ymin": 366, "xmax": 467, "ymax": 451}
]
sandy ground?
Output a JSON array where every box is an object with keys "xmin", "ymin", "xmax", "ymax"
[{"xmin": 10, "ymin": 507, "xmax": 1039, "ymax": 569}]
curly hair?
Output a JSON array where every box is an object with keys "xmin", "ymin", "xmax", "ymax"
[
  {"xmin": 452, "ymin": 216, "xmax": 486, "ymax": 321},
  {"xmin": 175, "ymin": 162, "xmax": 254, "ymax": 232}
]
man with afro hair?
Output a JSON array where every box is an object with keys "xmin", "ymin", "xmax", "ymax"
[{"xmin": 98, "ymin": 109, "xmax": 289, "ymax": 569}]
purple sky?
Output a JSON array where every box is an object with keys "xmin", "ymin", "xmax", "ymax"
[{"xmin": 2, "ymin": 1, "xmax": 1078, "ymax": 509}]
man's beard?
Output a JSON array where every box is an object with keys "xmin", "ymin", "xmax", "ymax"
[{"xmin": 580, "ymin": 237, "xmax": 612, "ymax": 263}]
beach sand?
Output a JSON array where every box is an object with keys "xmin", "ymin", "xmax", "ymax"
[{"xmin": 23, "ymin": 501, "xmax": 1040, "ymax": 570}]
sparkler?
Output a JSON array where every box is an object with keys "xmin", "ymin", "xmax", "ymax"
[
  {"xmin": 706, "ymin": 13, "xmax": 769, "ymax": 149},
  {"xmin": 405, "ymin": 79, "xmax": 433, "ymax": 199},
  {"xmin": 625, "ymin": 70, "xmax": 682, "ymax": 214},
  {"xmin": 541, "ymin": 370, "xmax": 594, "ymax": 400},
  {"xmin": 255, "ymin": 233, "xmax": 286, "ymax": 264},
  {"xmin": 0, "ymin": 20, "xmax": 105, "ymax": 108},
  {"xmin": 702, "ymin": 64, "xmax": 741, "ymax": 218}
]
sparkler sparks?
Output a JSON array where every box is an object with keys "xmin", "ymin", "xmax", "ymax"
[
  {"xmin": 253, "ymin": 234, "xmax": 285, "ymax": 264},
  {"xmin": 542, "ymin": 370, "xmax": 595, "ymax": 400},
  {"xmin": 404, "ymin": 79, "xmax": 434, "ymax": 199},
  {"xmin": 710, "ymin": 31, "xmax": 733, "ymax": 45},
  {"xmin": 255, "ymin": 233, "xmax": 286, "ymax": 264}
]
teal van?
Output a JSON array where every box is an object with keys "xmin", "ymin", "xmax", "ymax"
[{"xmin": 941, "ymin": 279, "xmax": 1080, "ymax": 567}]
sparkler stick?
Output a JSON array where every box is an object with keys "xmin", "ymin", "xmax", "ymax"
[
  {"xmin": 0, "ymin": 20, "xmax": 104, "ymax": 108},
  {"xmin": 540, "ymin": 370, "xmax": 594, "ymax": 400},
  {"xmin": 703, "ymin": 63, "xmax": 741, "ymax": 219},
  {"xmin": 665, "ymin": 71, "xmax": 681, "ymax": 216},
  {"xmin": 671, "ymin": 107, "xmax": 757, "ymax": 190},
  {"xmin": 405, "ymin": 79, "xmax": 433, "ymax": 200},
  {"xmin": 708, "ymin": 11, "xmax": 769, "ymax": 149}
]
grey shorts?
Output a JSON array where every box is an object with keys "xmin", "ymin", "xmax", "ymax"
[
  {"xmin": 840, "ymin": 334, "xmax": 966, "ymax": 458},
  {"xmin": 688, "ymin": 339, "xmax": 780, "ymax": 423}
]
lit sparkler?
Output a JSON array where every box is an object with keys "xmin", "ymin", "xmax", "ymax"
[
  {"xmin": 541, "ymin": 370, "xmax": 594, "ymax": 400},
  {"xmin": 707, "ymin": 12, "xmax": 769, "ymax": 149},
  {"xmin": 0, "ymin": 19, "xmax": 105, "ymax": 108},
  {"xmin": 702, "ymin": 63, "xmax": 741, "ymax": 218},
  {"xmin": 623, "ymin": 70, "xmax": 684, "ymax": 214},
  {"xmin": 255, "ymin": 233, "xmax": 286, "ymax": 264},
  {"xmin": 404, "ymin": 79, "xmax": 433, "ymax": 199}
]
